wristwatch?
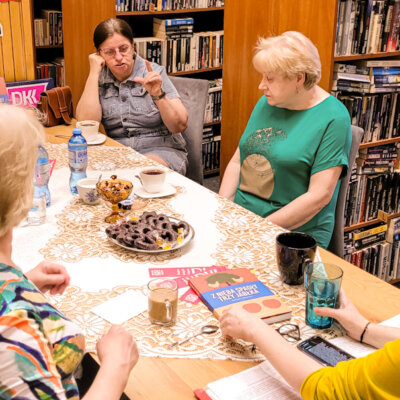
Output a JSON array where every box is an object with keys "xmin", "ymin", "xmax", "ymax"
[{"xmin": 150, "ymin": 89, "xmax": 166, "ymax": 101}]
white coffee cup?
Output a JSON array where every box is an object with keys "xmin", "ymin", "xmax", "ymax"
[
  {"xmin": 76, "ymin": 120, "xmax": 99, "ymax": 141},
  {"xmin": 77, "ymin": 178, "xmax": 100, "ymax": 205},
  {"xmin": 139, "ymin": 167, "xmax": 166, "ymax": 193}
]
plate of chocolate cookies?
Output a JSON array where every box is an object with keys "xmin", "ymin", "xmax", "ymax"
[{"xmin": 105, "ymin": 211, "xmax": 194, "ymax": 253}]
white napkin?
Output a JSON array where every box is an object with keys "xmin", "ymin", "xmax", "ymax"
[{"xmin": 90, "ymin": 290, "xmax": 148, "ymax": 324}]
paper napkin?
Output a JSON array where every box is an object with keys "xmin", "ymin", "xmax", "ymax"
[{"xmin": 90, "ymin": 290, "xmax": 148, "ymax": 324}]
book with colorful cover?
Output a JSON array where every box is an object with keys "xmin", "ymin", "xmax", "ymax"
[{"xmin": 189, "ymin": 269, "xmax": 292, "ymax": 324}]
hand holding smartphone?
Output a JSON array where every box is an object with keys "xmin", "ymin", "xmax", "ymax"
[{"xmin": 297, "ymin": 335, "xmax": 355, "ymax": 367}]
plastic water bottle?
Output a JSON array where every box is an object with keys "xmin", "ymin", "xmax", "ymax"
[
  {"xmin": 34, "ymin": 144, "xmax": 51, "ymax": 207},
  {"xmin": 68, "ymin": 128, "xmax": 87, "ymax": 194}
]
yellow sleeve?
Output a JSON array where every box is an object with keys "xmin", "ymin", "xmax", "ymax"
[{"xmin": 300, "ymin": 338, "xmax": 400, "ymax": 400}]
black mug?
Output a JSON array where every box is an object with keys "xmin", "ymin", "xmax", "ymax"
[{"xmin": 276, "ymin": 232, "xmax": 317, "ymax": 285}]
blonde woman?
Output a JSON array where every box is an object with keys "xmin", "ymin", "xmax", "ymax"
[
  {"xmin": 0, "ymin": 104, "xmax": 138, "ymax": 399},
  {"xmin": 219, "ymin": 31, "xmax": 352, "ymax": 249}
]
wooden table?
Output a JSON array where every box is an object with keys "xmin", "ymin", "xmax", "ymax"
[{"xmin": 45, "ymin": 123, "xmax": 400, "ymax": 400}]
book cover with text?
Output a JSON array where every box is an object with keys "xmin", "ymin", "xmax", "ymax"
[{"xmin": 189, "ymin": 269, "xmax": 291, "ymax": 323}]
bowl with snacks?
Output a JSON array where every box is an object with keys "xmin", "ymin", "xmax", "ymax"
[
  {"xmin": 97, "ymin": 175, "xmax": 133, "ymax": 223},
  {"xmin": 105, "ymin": 211, "xmax": 194, "ymax": 253}
]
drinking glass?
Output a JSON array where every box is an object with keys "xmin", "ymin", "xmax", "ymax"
[{"xmin": 305, "ymin": 263, "xmax": 343, "ymax": 329}]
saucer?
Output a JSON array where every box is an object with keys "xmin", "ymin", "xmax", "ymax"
[
  {"xmin": 133, "ymin": 182, "xmax": 177, "ymax": 198},
  {"xmin": 86, "ymin": 134, "xmax": 106, "ymax": 145}
]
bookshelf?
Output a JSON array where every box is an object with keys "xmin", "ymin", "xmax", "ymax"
[
  {"xmin": 31, "ymin": 0, "xmax": 65, "ymax": 87},
  {"xmin": 332, "ymin": 0, "xmax": 400, "ymax": 282}
]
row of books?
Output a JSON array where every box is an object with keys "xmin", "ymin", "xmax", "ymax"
[
  {"xmin": 35, "ymin": 59, "xmax": 65, "ymax": 88},
  {"xmin": 344, "ymin": 160, "xmax": 399, "ymax": 226},
  {"xmin": 344, "ymin": 217, "xmax": 400, "ymax": 282},
  {"xmin": 115, "ymin": 0, "xmax": 224, "ymax": 12},
  {"xmin": 135, "ymin": 31, "xmax": 223, "ymax": 73},
  {"xmin": 332, "ymin": 60, "xmax": 400, "ymax": 94},
  {"xmin": 335, "ymin": 0, "xmax": 400, "ymax": 56},
  {"xmin": 202, "ymin": 125, "xmax": 220, "ymax": 172},
  {"xmin": 34, "ymin": 10, "xmax": 63, "ymax": 46},
  {"xmin": 204, "ymin": 79, "xmax": 222, "ymax": 123},
  {"xmin": 336, "ymin": 91, "xmax": 400, "ymax": 142}
]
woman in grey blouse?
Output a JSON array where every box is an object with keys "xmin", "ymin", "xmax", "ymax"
[{"xmin": 76, "ymin": 18, "xmax": 188, "ymax": 174}]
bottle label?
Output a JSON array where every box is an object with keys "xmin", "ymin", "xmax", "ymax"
[
  {"xmin": 35, "ymin": 162, "xmax": 50, "ymax": 185},
  {"xmin": 69, "ymin": 149, "xmax": 88, "ymax": 169}
]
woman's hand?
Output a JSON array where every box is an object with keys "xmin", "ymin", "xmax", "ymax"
[
  {"xmin": 314, "ymin": 289, "xmax": 369, "ymax": 341},
  {"xmin": 220, "ymin": 305, "xmax": 265, "ymax": 343},
  {"xmin": 26, "ymin": 261, "xmax": 70, "ymax": 295},
  {"xmin": 133, "ymin": 60, "xmax": 163, "ymax": 97},
  {"xmin": 97, "ymin": 325, "xmax": 139, "ymax": 373},
  {"xmin": 89, "ymin": 53, "xmax": 106, "ymax": 76}
]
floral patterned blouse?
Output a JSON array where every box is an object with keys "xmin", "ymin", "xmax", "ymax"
[{"xmin": 0, "ymin": 263, "xmax": 85, "ymax": 399}]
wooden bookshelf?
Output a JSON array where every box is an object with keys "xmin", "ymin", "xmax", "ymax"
[
  {"xmin": 204, "ymin": 168, "xmax": 220, "ymax": 176},
  {"xmin": 170, "ymin": 67, "xmax": 222, "ymax": 76},
  {"xmin": 204, "ymin": 120, "xmax": 221, "ymax": 127},
  {"xmin": 334, "ymin": 50, "xmax": 400, "ymax": 62},
  {"xmin": 359, "ymin": 137, "xmax": 400, "ymax": 149},
  {"xmin": 117, "ymin": 7, "xmax": 224, "ymax": 16},
  {"xmin": 345, "ymin": 212, "xmax": 400, "ymax": 233}
]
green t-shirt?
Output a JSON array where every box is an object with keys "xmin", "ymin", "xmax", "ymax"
[{"xmin": 234, "ymin": 95, "xmax": 351, "ymax": 249}]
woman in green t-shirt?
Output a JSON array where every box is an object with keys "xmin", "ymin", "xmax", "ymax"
[{"xmin": 219, "ymin": 31, "xmax": 351, "ymax": 249}]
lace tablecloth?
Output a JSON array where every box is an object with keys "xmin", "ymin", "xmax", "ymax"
[{"xmin": 12, "ymin": 143, "xmax": 343, "ymax": 361}]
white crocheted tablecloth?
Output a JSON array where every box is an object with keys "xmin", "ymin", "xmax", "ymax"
[{"xmin": 12, "ymin": 143, "xmax": 342, "ymax": 361}]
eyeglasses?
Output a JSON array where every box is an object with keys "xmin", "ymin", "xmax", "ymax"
[
  {"xmin": 276, "ymin": 323, "xmax": 301, "ymax": 342},
  {"xmin": 100, "ymin": 44, "xmax": 132, "ymax": 58}
]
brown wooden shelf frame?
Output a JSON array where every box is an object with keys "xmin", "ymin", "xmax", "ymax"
[
  {"xmin": 359, "ymin": 137, "xmax": 400, "ymax": 149},
  {"xmin": 169, "ymin": 66, "xmax": 222, "ymax": 76},
  {"xmin": 36, "ymin": 45, "xmax": 64, "ymax": 49},
  {"xmin": 204, "ymin": 120, "xmax": 221, "ymax": 126},
  {"xmin": 117, "ymin": 7, "xmax": 224, "ymax": 16},
  {"xmin": 344, "ymin": 212, "xmax": 400, "ymax": 232},
  {"xmin": 334, "ymin": 50, "xmax": 400, "ymax": 61},
  {"xmin": 203, "ymin": 168, "xmax": 220, "ymax": 176}
]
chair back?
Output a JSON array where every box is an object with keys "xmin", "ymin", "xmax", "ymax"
[
  {"xmin": 328, "ymin": 125, "xmax": 364, "ymax": 258},
  {"xmin": 169, "ymin": 76, "xmax": 209, "ymax": 184}
]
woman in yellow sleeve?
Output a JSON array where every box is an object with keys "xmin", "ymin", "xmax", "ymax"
[{"xmin": 219, "ymin": 290, "xmax": 400, "ymax": 399}]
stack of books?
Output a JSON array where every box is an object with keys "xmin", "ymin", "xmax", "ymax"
[
  {"xmin": 35, "ymin": 58, "xmax": 65, "ymax": 87},
  {"xmin": 204, "ymin": 78, "xmax": 222, "ymax": 123},
  {"xmin": 202, "ymin": 125, "xmax": 220, "ymax": 173},
  {"xmin": 153, "ymin": 17, "xmax": 194, "ymax": 40},
  {"xmin": 335, "ymin": 0, "xmax": 400, "ymax": 56}
]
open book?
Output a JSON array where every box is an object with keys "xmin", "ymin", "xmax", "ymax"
[
  {"xmin": 196, "ymin": 313, "xmax": 400, "ymax": 400},
  {"xmin": 194, "ymin": 359, "xmax": 301, "ymax": 400}
]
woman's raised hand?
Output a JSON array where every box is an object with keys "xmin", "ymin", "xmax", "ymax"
[
  {"xmin": 133, "ymin": 60, "xmax": 163, "ymax": 97},
  {"xmin": 89, "ymin": 53, "xmax": 106, "ymax": 75}
]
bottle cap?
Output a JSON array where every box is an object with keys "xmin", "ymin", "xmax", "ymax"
[{"xmin": 72, "ymin": 128, "xmax": 82, "ymax": 135}]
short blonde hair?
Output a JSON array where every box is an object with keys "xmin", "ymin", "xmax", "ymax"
[
  {"xmin": 0, "ymin": 104, "xmax": 45, "ymax": 235},
  {"xmin": 253, "ymin": 31, "xmax": 321, "ymax": 89}
]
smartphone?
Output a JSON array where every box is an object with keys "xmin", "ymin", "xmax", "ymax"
[{"xmin": 297, "ymin": 335, "xmax": 355, "ymax": 367}]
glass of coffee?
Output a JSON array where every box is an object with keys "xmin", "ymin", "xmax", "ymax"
[
  {"xmin": 148, "ymin": 278, "xmax": 178, "ymax": 326},
  {"xmin": 276, "ymin": 232, "xmax": 317, "ymax": 285},
  {"xmin": 139, "ymin": 167, "xmax": 166, "ymax": 193}
]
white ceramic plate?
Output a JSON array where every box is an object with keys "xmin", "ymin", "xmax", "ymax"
[
  {"xmin": 87, "ymin": 134, "xmax": 106, "ymax": 145},
  {"xmin": 107, "ymin": 217, "xmax": 195, "ymax": 253},
  {"xmin": 133, "ymin": 182, "xmax": 177, "ymax": 198}
]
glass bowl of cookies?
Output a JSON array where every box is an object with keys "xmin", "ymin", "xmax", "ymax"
[{"xmin": 96, "ymin": 175, "xmax": 133, "ymax": 223}]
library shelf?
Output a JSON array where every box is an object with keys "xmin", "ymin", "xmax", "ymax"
[
  {"xmin": 359, "ymin": 137, "xmax": 400, "ymax": 150},
  {"xmin": 334, "ymin": 51, "xmax": 400, "ymax": 62},
  {"xmin": 169, "ymin": 67, "xmax": 222, "ymax": 76},
  {"xmin": 204, "ymin": 120, "xmax": 221, "ymax": 127},
  {"xmin": 36, "ymin": 45, "xmax": 63, "ymax": 49},
  {"xmin": 204, "ymin": 168, "xmax": 220, "ymax": 176},
  {"xmin": 117, "ymin": 7, "xmax": 224, "ymax": 16},
  {"xmin": 344, "ymin": 212, "xmax": 400, "ymax": 233}
]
